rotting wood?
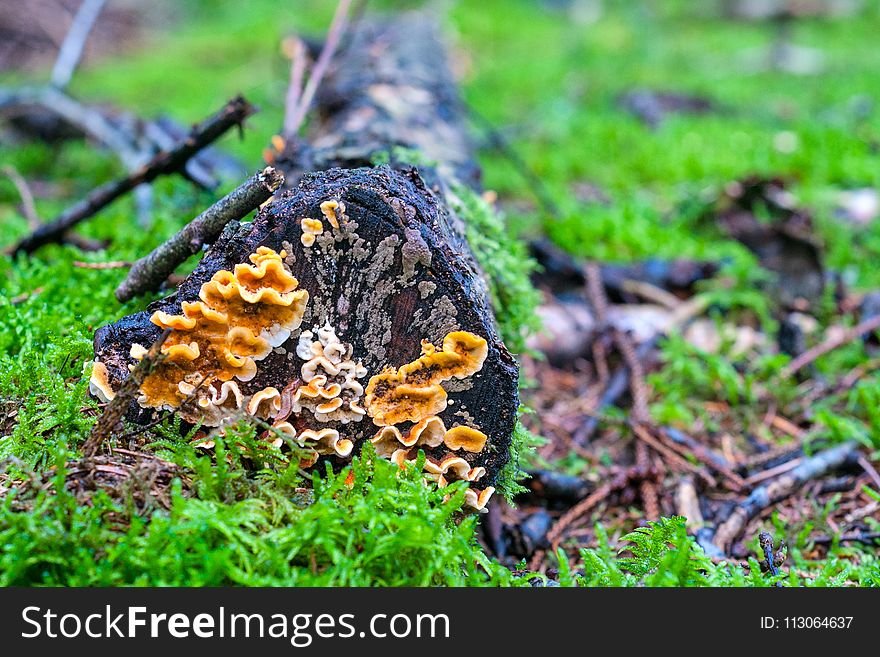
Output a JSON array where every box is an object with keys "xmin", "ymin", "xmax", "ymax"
[
  {"xmin": 273, "ymin": 12, "xmax": 481, "ymax": 190},
  {"xmin": 89, "ymin": 13, "xmax": 519, "ymax": 498}
]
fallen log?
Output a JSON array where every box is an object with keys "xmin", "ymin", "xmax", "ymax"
[{"xmin": 90, "ymin": 12, "xmax": 519, "ymax": 510}]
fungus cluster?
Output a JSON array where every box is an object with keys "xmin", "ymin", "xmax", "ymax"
[
  {"xmin": 370, "ymin": 416, "xmax": 487, "ymax": 457},
  {"xmin": 364, "ymin": 331, "xmax": 488, "ymax": 426},
  {"xmin": 363, "ymin": 330, "xmax": 495, "ymax": 511},
  {"xmin": 89, "ymin": 247, "xmax": 308, "ymax": 426},
  {"xmin": 292, "ymin": 323, "xmax": 368, "ymax": 424},
  {"xmin": 300, "ymin": 218, "xmax": 323, "ymax": 247},
  {"xmin": 270, "ymin": 421, "xmax": 353, "ymax": 465},
  {"xmin": 89, "ymin": 202, "xmax": 503, "ymax": 513},
  {"xmin": 319, "ymin": 199, "xmax": 343, "ymax": 229}
]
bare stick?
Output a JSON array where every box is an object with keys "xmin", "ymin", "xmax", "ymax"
[
  {"xmin": 83, "ymin": 329, "xmax": 171, "ymax": 457},
  {"xmin": 142, "ymin": 122, "xmax": 215, "ymax": 191},
  {"xmin": 282, "ymin": 37, "xmax": 310, "ymax": 136},
  {"xmin": 283, "ymin": 0, "xmax": 353, "ymax": 137},
  {"xmin": 115, "ymin": 166, "xmax": 284, "ymax": 302},
  {"xmin": 9, "ymin": 96, "xmax": 256, "ymax": 255},
  {"xmin": 0, "ymin": 86, "xmax": 143, "ymax": 168},
  {"xmin": 781, "ymin": 314, "xmax": 880, "ymax": 377},
  {"xmin": 811, "ymin": 531, "xmax": 880, "ymax": 546},
  {"xmin": 712, "ymin": 441, "xmax": 859, "ymax": 551},
  {"xmin": 2, "ymin": 165, "xmax": 39, "ymax": 228},
  {"xmin": 50, "ymin": 0, "xmax": 107, "ymax": 90},
  {"xmin": 857, "ymin": 454, "xmax": 880, "ymax": 490}
]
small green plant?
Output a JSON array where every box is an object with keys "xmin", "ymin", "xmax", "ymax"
[{"xmin": 495, "ymin": 411, "xmax": 546, "ymax": 503}]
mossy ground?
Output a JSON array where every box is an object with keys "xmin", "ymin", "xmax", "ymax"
[{"xmin": 1, "ymin": 0, "xmax": 878, "ymax": 585}]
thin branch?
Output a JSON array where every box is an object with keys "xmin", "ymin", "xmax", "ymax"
[
  {"xmin": 781, "ymin": 314, "xmax": 880, "ymax": 377},
  {"xmin": 283, "ymin": 0, "xmax": 353, "ymax": 137},
  {"xmin": 282, "ymin": 36, "xmax": 310, "ymax": 136},
  {"xmin": 2, "ymin": 165, "xmax": 39, "ymax": 228},
  {"xmin": 9, "ymin": 95, "xmax": 256, "ymax": 255},
  {"xmin": 0, "ymin": 86, "xmax": 143, "ymax": 168},
  {"xmin": 857, "ymin": 454, "xmax": 880, "ymax": 491},
  {"xmin": 84, "ymin": 328, "xmax": 171, "ymax": 458},
  {"xmin": 142, "ymin": 120, "xmax": 218, "ymax": 190},
  {"xmin": 115, "ymin": 166, "xmax": 284, "ymax": 301},
  {"xmin": 11, "ymin": 287, "xmax": 45, "ymax": 305},
  {"xmin": 50, "ymin": 0, "xmax": 107, "ymax": 90},
  {"xmin": 61, "ymin": 232, "xmax": 107, "ymax": 252},
  {"xmin": 711, "ymin": 441, "xmax": 860, "ymax": 552},
  {"xmin": 811, "ymin": 531, "xmax": 880, "ymax": 546}
]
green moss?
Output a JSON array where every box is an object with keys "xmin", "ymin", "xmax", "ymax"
[
  {"xmin": 495, "ymin": 412, "xmax": 546, "ymax": 504},
  {"xmin": 0, "ymin": 442, "xmax": 515, "ymax": 586},
  {"xmin": 3, "ymin": 0, "xmax": 880, "ymax": 586},
  {"xmin": 449, "ymin": 183, "xmax": 542, "ymax": 354}
]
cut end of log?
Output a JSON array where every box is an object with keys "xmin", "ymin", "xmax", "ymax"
[{"xmin": 91, "ymin": 165, "xmax": 519, "ymax": 497}]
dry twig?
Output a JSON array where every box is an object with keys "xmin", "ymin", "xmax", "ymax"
[
  {"xmin": 282, "ymin": 36, "xmax": 310, "ymax": 137},
  {"xmin": 782, "ymin": 314, "xmax": 880, "ymax": 377},
  {"xmin": 9, "ymin": 96, "xmax": 256, "ymax": 255},
  {"xmin": 712, "ymin": 441, "xmax": 860, "ymax": 551},
  {"xmin": 2, "ymin": 164, "xmax": 39, "ymax": 228},
  {"xmin": 50, "ymin": 0, "xmax": 107, "ymax": 90},
  {"xmin": 114, "ymin": 166, "xmax": 284, "ymax": 301},
  {"xmin": 283, "ymin": 0, "xmax": 354, "ymax": 137}
]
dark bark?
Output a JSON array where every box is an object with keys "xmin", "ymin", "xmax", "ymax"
[
  {"xmin": 92, "ymin": 13, "xmax": 519, "ymax": 486},
  {"xmin": 277, "ymin": 12, "xmax": 480, "ymax": 190}
]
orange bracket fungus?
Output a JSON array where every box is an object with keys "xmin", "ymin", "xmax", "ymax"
[{"xmin": 92, "ymin": 166, "xmax": 518, "ymax": 511}]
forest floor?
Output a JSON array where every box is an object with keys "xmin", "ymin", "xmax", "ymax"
[{"xmin": 1, "ymin": 0, "xmax": 878, "ymax": 586}]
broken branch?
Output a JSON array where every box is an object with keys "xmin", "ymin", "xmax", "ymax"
[
  {"xmin": 83, "ymin": 328, "xmax": 171, "ymax": 457},
  {"xmin": 50, "ymin": 0, "xmax": 107, "ymax": 90},
  {"xmin": 781, "ymin": 314, "xmax": 880, "ymax": 377},
  {"xmin": 9, "ymin": 95, "xmax": 256, "ymax": 255},
  {"xmin": 283, "ymin": 0, "xmax": 353, "ymax": 138},
  {"xmin": 2, "ymin": 164, "xmax": 39, "ymax": 228},
  {"xmin": 711, "ymin": 441, "xmax": 860, "ymax": 551},
  {"xmin": 114, "ymin": 166, "xmax": 284, "ymax": 302}
]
